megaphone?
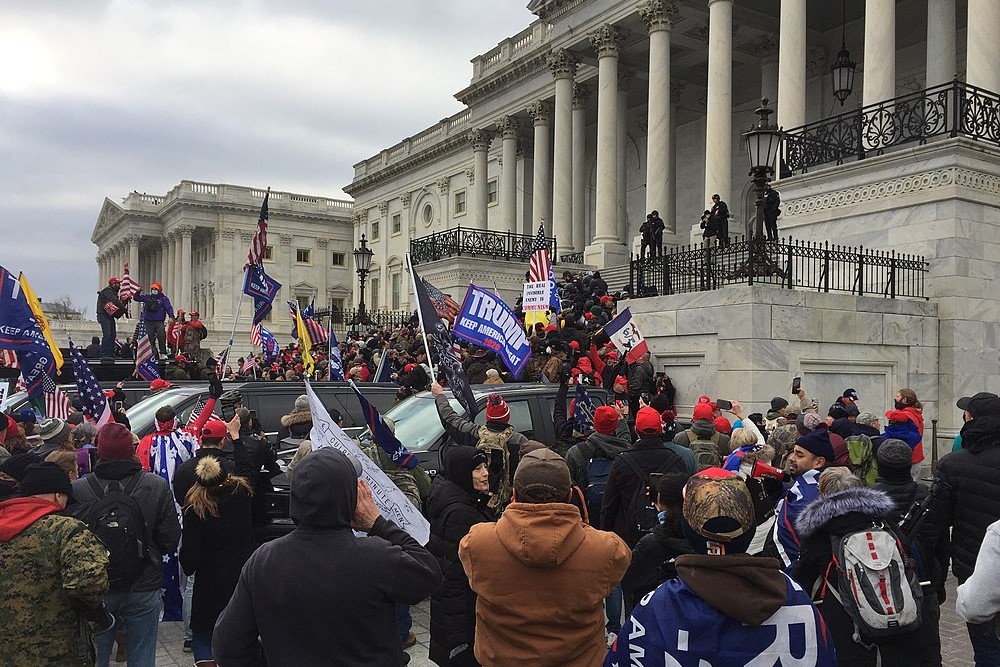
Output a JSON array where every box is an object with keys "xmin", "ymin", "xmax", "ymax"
[
  {"xmin": 739, "ymin": 457, "xmax": 790, "ymax": 484},
  {"xmin": 738, "ymin": 457, "xmax": 790, "ymax": 525}
]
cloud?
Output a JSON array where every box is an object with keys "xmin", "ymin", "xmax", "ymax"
[{"xmin": 0, "ymin": 0, "xmax": 532, "ymax": 312}]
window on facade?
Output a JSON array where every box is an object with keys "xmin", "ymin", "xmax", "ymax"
[
  {"xmin": 330, "ymin": 298, "xmax": 345, "ymax": 313},
  {"xmin": 331, "ymin": 252, "xmax": 346, "ymax": 267},
  {"xmin": 210, "ymin": 244, "xmax": 216, "ymax": 260},
  {"xmin": 391, "ymin": 272, "xmax": 401, "ymax": 310},
  {"xmin": 487, "ymin": 179, "xmax": 498, "ymax": 205},
  {"xmin": 296, "ymin": 248, "xmax": 311, "ymax": 264},
  {"xmin": 371, "ymin": 221, "xmax": 380, "ymax": 240},
  {"xmin": 369, "ymin": 277, "xmax": 380, "ymax": 310},
  {"xmin": 454, "ymin": 191, "xmax": 466, "ymax": 215},
  {"xmin": 263, "ymin": 245, "xmax": 274, "ymax": 261},
  {"xmin": 392, "ymin": 213, "xmax": 401, "ymax": 234}
]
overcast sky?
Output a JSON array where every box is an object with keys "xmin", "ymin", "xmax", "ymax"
[{"xmin": 1, "ymin": 0, "xmax": 532, "ymax": 315}]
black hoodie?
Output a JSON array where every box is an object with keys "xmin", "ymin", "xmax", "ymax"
[{"xmin": 214, "ymin": 448, "xmax": 441, "ymax": 666}]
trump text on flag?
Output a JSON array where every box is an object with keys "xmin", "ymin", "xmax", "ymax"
[{"xmin": 453, "ymin": 285, "xmax": 532, "ymax": 377}]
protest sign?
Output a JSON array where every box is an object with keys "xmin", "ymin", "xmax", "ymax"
[{"xmin": 521, "ymin": 280, "xmax": 550, "ymax": 311}]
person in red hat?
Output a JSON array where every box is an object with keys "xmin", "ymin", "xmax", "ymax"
[
  {"xmin": 612, "ymin": 375, "xmax": 629, "ymax": 404},
  {"xmin": 714, "ymin": 416, "xmax": 733, "ymax": 436},
  {"xmin": 96, "ymin": 277, "xmax": 127, "ymax": 358},
  {"xmin": 672, "ymin": 401, "xmax": 731, "ymax": 470},
  {"xmin": 150, "ymin": 378, "xmax": 174, "ymax": 394}
]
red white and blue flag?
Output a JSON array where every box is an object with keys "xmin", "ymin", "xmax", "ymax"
[
  {"xmin": 605, "ymin": 307, "xmax": 649, "ymax": 364},
  {"xmin": 69, "ymin": 339, "xmax": 112, "ymax": 427},
  {"xmin": 134, "ymin": 319, "xmax": 160, "ymax": 381},
  {"xmin": 246, "ymin": 189, "xmax": 269, "ymax": 268},
  {"xmin": 527, "ymin": 223, "xmax": 560, "ymax": 313},
  {"xmin": 250, "ymin": 323, "xmax": 280, "ymax": 360},
  {"xmin": 288, "ymin": 300, "xmax": 329, "ymax": 344},
  {"xmin": 119, "ymin": 263, "xmax": 139, "ymax": 318},
  {"xmin": 42, "ymin": 374, "xmax": 72, "ymax": 420}
]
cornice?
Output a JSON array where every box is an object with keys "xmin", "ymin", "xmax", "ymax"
[
  {"xmin": 344, "ymin": 133, "xmax": 468, "ymax": 197},
  {"xmin": 455, "ymin": 49, "xmax": 550, "ymax": 107}
]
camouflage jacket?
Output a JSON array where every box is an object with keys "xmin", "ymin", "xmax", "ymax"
[
  {"xmin": 357, "ymin": 438, "xmax": 427, "ymax": 512},
  {"xmin": 0, "ymin": 498, "xmax": 109, "ymax": 667}
]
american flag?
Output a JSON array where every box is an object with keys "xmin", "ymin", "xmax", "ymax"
[
  {"xmin": 246, "ymin": 189, "xmax": 270, "ymax": 268},
  {"xmin": 421, "ymin": 279, "xmax": 461, "ymax": 324},
  {"xmin": 133, "ymin": 319, "xmax": 160, "ymax": 381},
  {"xmin": 527, "ymin": 223, "xmax": 561, "ymax": 313},
  {"xmin": 186, "ymin": 396, "xmax": 223, "ymax": 429},
  {"xmin": 69, "ymin": 339, "xmax": 112, "ymax": 427},
  {"xmin": 250, "ymin": 323, "xmax": 280, "ymax": 359},
  {"xmin": 42, "ymin": 374, "xmax": 72, "ymax": 420},
  {"xmin": 213, "ymin": 348, "xmax": 228, "ymax": 377},
  {"xmin": 573, "ymin": 382, "xmax": 596, "ymax": 434},
  {"xmin": 241, "ymin": 356, "xmax": 256, "ymax": 375},
  {"xmin": 0, "ymin": 349, "xmax": 18, "ymax": 368},
  {"xmin": 287, "ymin": 300, "xmax": 329, "ymax": 344},
  {"xmin": 119, "ymin": 262, "xmax": 139, "ymax": 317}
]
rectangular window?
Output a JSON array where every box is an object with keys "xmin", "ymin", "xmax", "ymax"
[
  {"xmin": 296, "ymin": 296, "xmax": 310, "ymax": 312},
  {"xmin": 263, "ymin": 245, "xmax": 274, "ymax": 261},
  {"xmin": 391, "ymin": 272, "xmax": 401, "ymax": 310},
  {"xmin": 369, "ymin": 277, "xmax": 380, "ymax": 310},
  {"xmin": 296, "ymin": 248, "xmax": 311, "ymax": 264},
  {"xmin": 487, "ymin": 179, "xmax": 498, "ymax": 206},
  {"xmin": 331, "ymin": 252, "xmax": 346, "ymax": 267},
  {"xmin": 392, "ymin": 213, "xmax": 401, "ymax": 234},
  {"xmin": 371, "ymin": 221, "xmax": 380, "ymax": 240},
  {"xmin": 330, "ymin": 298, "xmax": 345, "ymax": 313},
  {"xmin": 454, "ymin": 190, "xmax": 466, "ymax": 215}
]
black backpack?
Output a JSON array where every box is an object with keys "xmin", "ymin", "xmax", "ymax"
[
  {"xmin": 79, "ymin": 474, "xmax": 149, "ymax": 593},
  {"xmin": 619, "ymin": 450, "xmax": 683, "ymax": 544},
  {"xmin": 583, "ymin": 455, "xmax": 614, "ymax": 527}
]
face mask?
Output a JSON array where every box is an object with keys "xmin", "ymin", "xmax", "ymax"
[
  {"xmin": 894, "ymin": 400, "xmax": 906, "ymax": 410},
  {"xmin": 657, "ymin": 510, "xmax": 668, "ymax": 525},
  {"xmin": 151, "ymin": 290, "xmax": 160, "ymax": 295}
]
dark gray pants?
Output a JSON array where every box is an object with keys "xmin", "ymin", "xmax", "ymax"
[{"xmin": 146, "ymin": 320, "xmax": 166, "ymax": 357}]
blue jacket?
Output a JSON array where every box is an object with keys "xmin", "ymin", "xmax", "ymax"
[
  {"xmin": 881, "ymin": 419, "xmax": 921, "ymax": 449},
  {"xmin": 134, "ymin": 292, "xmax": 174, "ymax": 321},
  {"xmin": 771, "ymin": 468, "xmax": 820, "ymax": 571},
  {"xmin": 605, "ymin": 555, "xmax": 836, "ymax": 667}
]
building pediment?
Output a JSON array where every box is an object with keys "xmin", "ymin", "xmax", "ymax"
[
  {"xmin": 92, "ymin": 198, "xmax": 125, "ymax": 244},
  {"xmin": 290, "ymin": 281, "xmax": 317, "ymax": 293}
]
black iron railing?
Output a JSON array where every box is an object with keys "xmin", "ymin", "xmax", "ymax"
[
  {"xmin": 782, "ymin": 80, "xmax": 1000, "ymax": 175},
  {"xmin": 559, "ymin": 251, "xmax": 584, "ymax": 264},
  {"xmin": 409, "ymin": 226, "xmax": 557, "ymax": 264},
  {"xmin": 630, "ymin": 236, "xmax": 928, "ymax": 299},
  {"xmin": 315, "ymin": 308, "xmax": 411, "ymax": 331}
]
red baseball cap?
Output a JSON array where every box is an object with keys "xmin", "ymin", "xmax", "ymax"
[
  {"xmin": 635, "ymin": 407, "xmax": 663, "ymax": 435},
  {"xmin": 201, "ymin": 420, "xmax": 228, "ymax": 440}
]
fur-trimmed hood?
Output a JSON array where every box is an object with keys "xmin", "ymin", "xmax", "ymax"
[
  {"xmin": 795, "ymin": 486, "xmax": 896, "ymax": 540},
  {"xmin": 280, "ymin": 410, "xmax": 313, "ymax": 428}
]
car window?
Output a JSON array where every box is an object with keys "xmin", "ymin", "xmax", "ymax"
[
  {"xmin": 126, "ymin": 392, "xmax": 201, "ymax": 437},
  {"xmin": 474, "ymin": 399, "xmax": 533, "ymax": 439},
  {"xmin": 384, "ymin": 396, "xmax": 464, "ymax": 452}
]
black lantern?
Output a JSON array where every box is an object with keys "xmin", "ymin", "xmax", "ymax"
[
  {"xmin": 831, "ymin": 0, "xmax": 856, "ymax": 105},
  {"xmin": 352, "ymin": 234, "xmax": 374, "ymax": 326},
  {"xmin": 742, "ymin": 98, "xmax": 782, "ymax": 243}
]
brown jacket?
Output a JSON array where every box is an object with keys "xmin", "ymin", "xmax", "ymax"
[{"xmin": 459, "ymin": 501, "xmax": 630, "ymax": 667}]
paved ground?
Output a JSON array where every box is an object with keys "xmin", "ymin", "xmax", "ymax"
[{"xmin": 150, "ymin": 578, "xmax": 973, "ymax": 666}]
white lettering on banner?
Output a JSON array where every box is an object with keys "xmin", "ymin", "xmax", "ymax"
[
  {"xmin": 303, "ymin": 381, "xmax": 430, "ymax": 545},
  {"xmin": 0, "ymin": 384, "xmax": 8, "ymax": 410},
  {"xmin": 743, "ymin": 604, "xmax": 818, "ymax": 667}
]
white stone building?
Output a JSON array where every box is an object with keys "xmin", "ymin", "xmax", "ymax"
[
  {"xmin": 92, "ymin": 180, "xmax": 355, "ymax": 350},
  {"xmin": 345, "ymin": 0, "xmax": 1000, "ymax": 454}
]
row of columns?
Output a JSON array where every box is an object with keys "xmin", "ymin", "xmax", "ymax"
[{"xmin": 96, "ymin": 226, "xmax": 195, "ymax": 313}]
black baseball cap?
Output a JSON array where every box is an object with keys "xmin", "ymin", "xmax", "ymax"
[{"xmin": 957, "ymin": 392, "xmax": 1000, "ymax": 413}]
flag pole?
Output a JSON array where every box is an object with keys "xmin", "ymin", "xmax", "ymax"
[
  {"xmin": 222, "ymin": 267, "xmax": 248, "ymax": 377},
  {"xmin": 405, "ymin": 253, "xmax": 437, "ymax": 377}
]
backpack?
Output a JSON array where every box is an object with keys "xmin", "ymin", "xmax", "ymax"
[
  {"xmin": 78, "ymin": 473, "xmax": 149, "ymax": 593},
  {"xmin": 685, "ymin": 428, "xmax": 722, "ymax": 470},
  {"xmin": 583, "ymin": 455, "xmax": 614, "ymax": 527},
  {"xmin": 846, "ymin": 434, "xmax": 878, "ymax": 485},
  {"xmin": 821, "ymin": 522, "xmax": 923, "ymax": 641},
  {"xmin": 619, "ymin": 450, "xmax": 683, "ymax": 544}
]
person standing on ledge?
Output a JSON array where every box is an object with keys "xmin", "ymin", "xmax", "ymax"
[
  {"xmin": 710, "ymin": 194, "xmax": 731, "ymax": 247},
  {"xmin": 96, "ymin": 277, "xmax": 126, "ymax": 359},
  {"xmin": 649, "ymin": 210, "xmax": 665, "ymax": 258},
  {"xmin": 134, "ymin": 281, "xmax": 175, "ymax": 359}
]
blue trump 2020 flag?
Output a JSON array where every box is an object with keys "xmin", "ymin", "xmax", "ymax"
[
  {"xmin": 242, "ymin": 265, "xmax": 281, "ymax": 325},
  {"xmin": 573, "ymin": 382, "xmax": 595, "ymax": 434},
  {"xmin": 452, "ymin": 284, "xmax": 532, "ymax": 377},
  {"xmin": 0, "ymin": 264, "xmax": 57, "ymax": 399},
  {"xmin": 350, "ymin": 380, "xmax": 418, "ymax": 469}
]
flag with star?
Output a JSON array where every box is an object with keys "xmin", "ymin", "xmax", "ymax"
[{"xmin": 69, "ymin": 339, "xmax": 112, "ymax": 427}]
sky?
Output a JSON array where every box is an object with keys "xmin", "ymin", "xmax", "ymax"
[{"xmin": 0, "ymin": 0, "xmax": 533, "ymax": 316}]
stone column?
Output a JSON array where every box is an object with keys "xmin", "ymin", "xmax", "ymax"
[
  {"xmin": 705, "ymin": 0, "xmax": 733, "ymax": 206},
  {"xmin": 753, "ymin": 34, "xmax": 779, "ymax": 106},
  {"xmin": 641, "ymin": 1, "xmax": 678, "ymax": 235},
  {"xmin": 668, "ymin": 81, "xmax": 685, "ymax": 235},
  {"xmin": 127, "ymin": 235, "xmax": 140, "ymax": 286},
  {"xmin": 316, "ymin": 237, "xmax": 330, "ymax": 311},
  {"xmin": 166, "ymin": 236, "xmax": 176, "ymax": 300},
  {"xmin": 967, "ymin": 0, "xmax": 1000, "ymax": 92},
  {"xmin": 863, "ymin": 0, "xmax": 896, "ymax": 106},
  {"xmin": 527, "ymin": 100, "xmax": 553, "ymax": 233},
  {"xmin": 467, "ymin": 129, "xmax": 492, "ymax": 231},
  {"xmin": 548, "ymin": 49, "xmax": 578, "ymax": 255},
  {"xmin": 586, "ymin": 24, "xmax": 627, "ymax": 267},
  {"xmin": 926, "ymin": 0, "xmax": 956, "ymax": 88},
  {"xmin": 778, "ymin": 0, "xmax": 806, "ymax": 129},
  {"xmin": 280, "ymin": 234, "xmax": 293, "ymax": 303},
  {"xmin": 616, "ymin": 67, "xmax": 634, "ymax": 244},
  {"xmin": 497, "ymin": 116, "xmax": 520, "ymax": 235},
  {"xmin": 572, "ymin": 83, "xmax": 591, "ymax": 251},
  {"xmin": 215, "ymin": 229, "xmax": 238, "ymax": 324},
  {"xmin": 179, "ymin": 226, "xmax": 194, "ymax": 312},
  {"xmin": 96, "ymin": 253, "xmax": 103, "ymax": 288}
]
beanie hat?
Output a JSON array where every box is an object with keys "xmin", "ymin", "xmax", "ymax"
[
  {"xmin": 485, "ymin": 394, "xmax": 510, "ymax": 423},
  {"xmin": 649, "ymin": 393, "xmax": 671, "ymax": 414},
  {"xmin": 876, "ymin": 438, "xmax": 914, "ymax": 472},
  {"xmin": 714, "ymin": 416, "xmax": 732, "ymax": 435},
  {"xmin": 692, "ymin": 403, "xmax": 715, "ymax": 422},
  {"xmin": 796, "ymin": 412, "xmax": 824, "ymax": 435},
  {"xmin": 592, "ymin": 406, "xmax": 620, "ymax": 435},
  {"xmin": 635, "ymin": 406, "xmax": 663, "ymax": 435},
  {"xmin": 150, "ymin": 282, "xmax": 162, "ymax": 291},
  {"xmin": 194, "ymin": 456, "xmax": 226, "ymax": 487},
  {"xmin": 38, "ymin": 418, "xmax": 71, "ymax": 445},
  {"xmin": 19, "ymin": 462, "xmax": 73, "ymax": 497},
  {"xmin": 96, "ymin": 423, "xmax": 136, "ymax": 461},
  {"xmin": 513, "ymin": 448, "xmax": 570, "ymax": 501},
  {"xmin": 795, "ymin": 429, "xmax": 835, "ymax": 462},
  {"xmin": 770, "ymin": 396, "xmax": 789, "ymax": 411},
  {"xmin": 0, "ymin": 452, "xmax": 41, "ymax": 482},
  {"xmin": 681, "ymin": 468, "xmax": 754, "ymax": 554},
  {"xmin": 844, "ymin": 403, "xmax": 860, "ymax": 417},
  {"xmin": 294, "ymin": 395, "xmax": 309, "ymax": 411}
]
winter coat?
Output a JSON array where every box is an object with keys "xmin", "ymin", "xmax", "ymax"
[
  {"xmin": 794, "ymin": 486, "xmax": 922, "ymax": 666},
  {"xmin": 96, "ymin": 285, "xmax": 125, "ymax": 320},
  {"xmin": 172, "ymin": 439, "xmax": 253, "ymax": 510},
  {"xmin": 934, "ymin": 413, "xmax": 1000, "ymax": 583},
  {"xmin": 213, "ymin": 448, "xmax": 442, "ymax": 667},
  {"xmin": 620, "ymin": 517, "xmax": 693, "ymax": 612},
  {"xmin": 770, "ymin": 468, "xmax": 821, "ymax": 571},
  {"xmin": 565, "ymin": 429, "xmax": 630, "ymax": 487},
  {"xmin": 627, "ymin": 359, "xmax": 655, "ymax": 400},
  {"xmin": 426, "ymin": 448, "xmax": 494, "ymax": 666},
  {"xmin": 71, "ymin": 459, "xmax": 182, "ymax": 593},
  {"xmin": 884, "ymin": 408, "xmax": 925, "ymax": 464},
  {"xmin": 957, "ymin": 518, "xmax": 1000, "ymax": 623},
  {"xmin": 133, "ymin": 291, "xmax": 174, "ymax": 322},
  {"xmin": 605, "ymin": 554, "xmax": 836, "ymax": 667},
  {"xmin": 459, "ymin": 501, "xmax": 629, "ymax": 667},
  {"xmin": 601, "ymin": 437, "xmax": 687, "ymax": 547},
  {"xmin": 277, "ymin": 409, "xmax": 312, "ymax": 442}
]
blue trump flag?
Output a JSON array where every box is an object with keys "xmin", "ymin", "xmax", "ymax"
[
  {"xmin": 328, "ymin": 326, "xmax": 345, "ymax": 381},
  {"xmin": 350, "ymin": 380, "xmax": 418, "ymax": 469},
  {"xmin": 242, "ymin": 265, "xmax": 281, "ymax": 325},
  {"xmin": 0, "ymin": 265, "xmax": 56, "ymax": 398},
  {"xmin": 452, "ymin": 284, "xmax": 532, "ymax": 377}
]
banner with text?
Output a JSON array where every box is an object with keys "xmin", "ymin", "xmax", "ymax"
[
  {"xmin": 453, "ymin": 285, "xmax": 532, "ymax": 377},
  {"xmin": 521, "ymin": 281, "xmax": 550, "ymax": 312}
]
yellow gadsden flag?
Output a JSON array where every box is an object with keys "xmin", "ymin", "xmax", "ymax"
[
  {"xmin": 294, "ymin": 307, "xmax": 315, "ymax": 376},
  {"xmin": 19, "ymin": 272, "xmax": 64, "ymax": 372}
]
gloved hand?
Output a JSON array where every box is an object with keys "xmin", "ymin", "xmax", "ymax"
[{"xmin": 208, "ymin": 372, "xmax": 223, "ymax": 400}]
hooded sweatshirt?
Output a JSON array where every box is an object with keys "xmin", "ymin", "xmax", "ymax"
[
  {"xmin": 213, "ymin": 448, "xmax": 441, "ymax": 667},
  {"xmin": 605, "ymin": 554, "xmax": 836, "ymax": 667},
  {"xmin": 459, "ymin": 501, "xmax": 630, "ymax": 667}
]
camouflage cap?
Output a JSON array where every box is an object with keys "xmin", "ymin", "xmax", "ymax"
[{"xmin": 682, "ymin": 468, "xmax": 754, "ymax": 544}]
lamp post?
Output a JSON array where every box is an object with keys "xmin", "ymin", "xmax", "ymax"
[
  {"xmin": 352, "ymin": 234, "xmax": 374, "ymax": 326},
  {"xmin": 742, "ymin": 98, "xmax": 784, "ymax": 277}
]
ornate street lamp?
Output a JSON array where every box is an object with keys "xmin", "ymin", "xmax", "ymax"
[
  {"xmin": 743, "ymin": 98, "xmax": 783, "ymax": 241},
  {"xmin": 352, "ymin": 234, "xmax": 374, "ymax": 326},
  {"xmin": 831, "ymin": 0, "xmax": 856, "ymax": 105}
]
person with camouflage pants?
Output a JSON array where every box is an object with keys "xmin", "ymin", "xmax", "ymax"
[{"xmin": 0, "ymin": 462, "xmax": 110, "ymax": 667}]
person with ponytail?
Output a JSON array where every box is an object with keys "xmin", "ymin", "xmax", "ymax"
[
  {"xmin": 886, "ymin": 387, "xmax": 925, "ymax": 479},
  {"xmin": 179, "ymin": 432, "xmax": 255, "ymax": 667}
]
